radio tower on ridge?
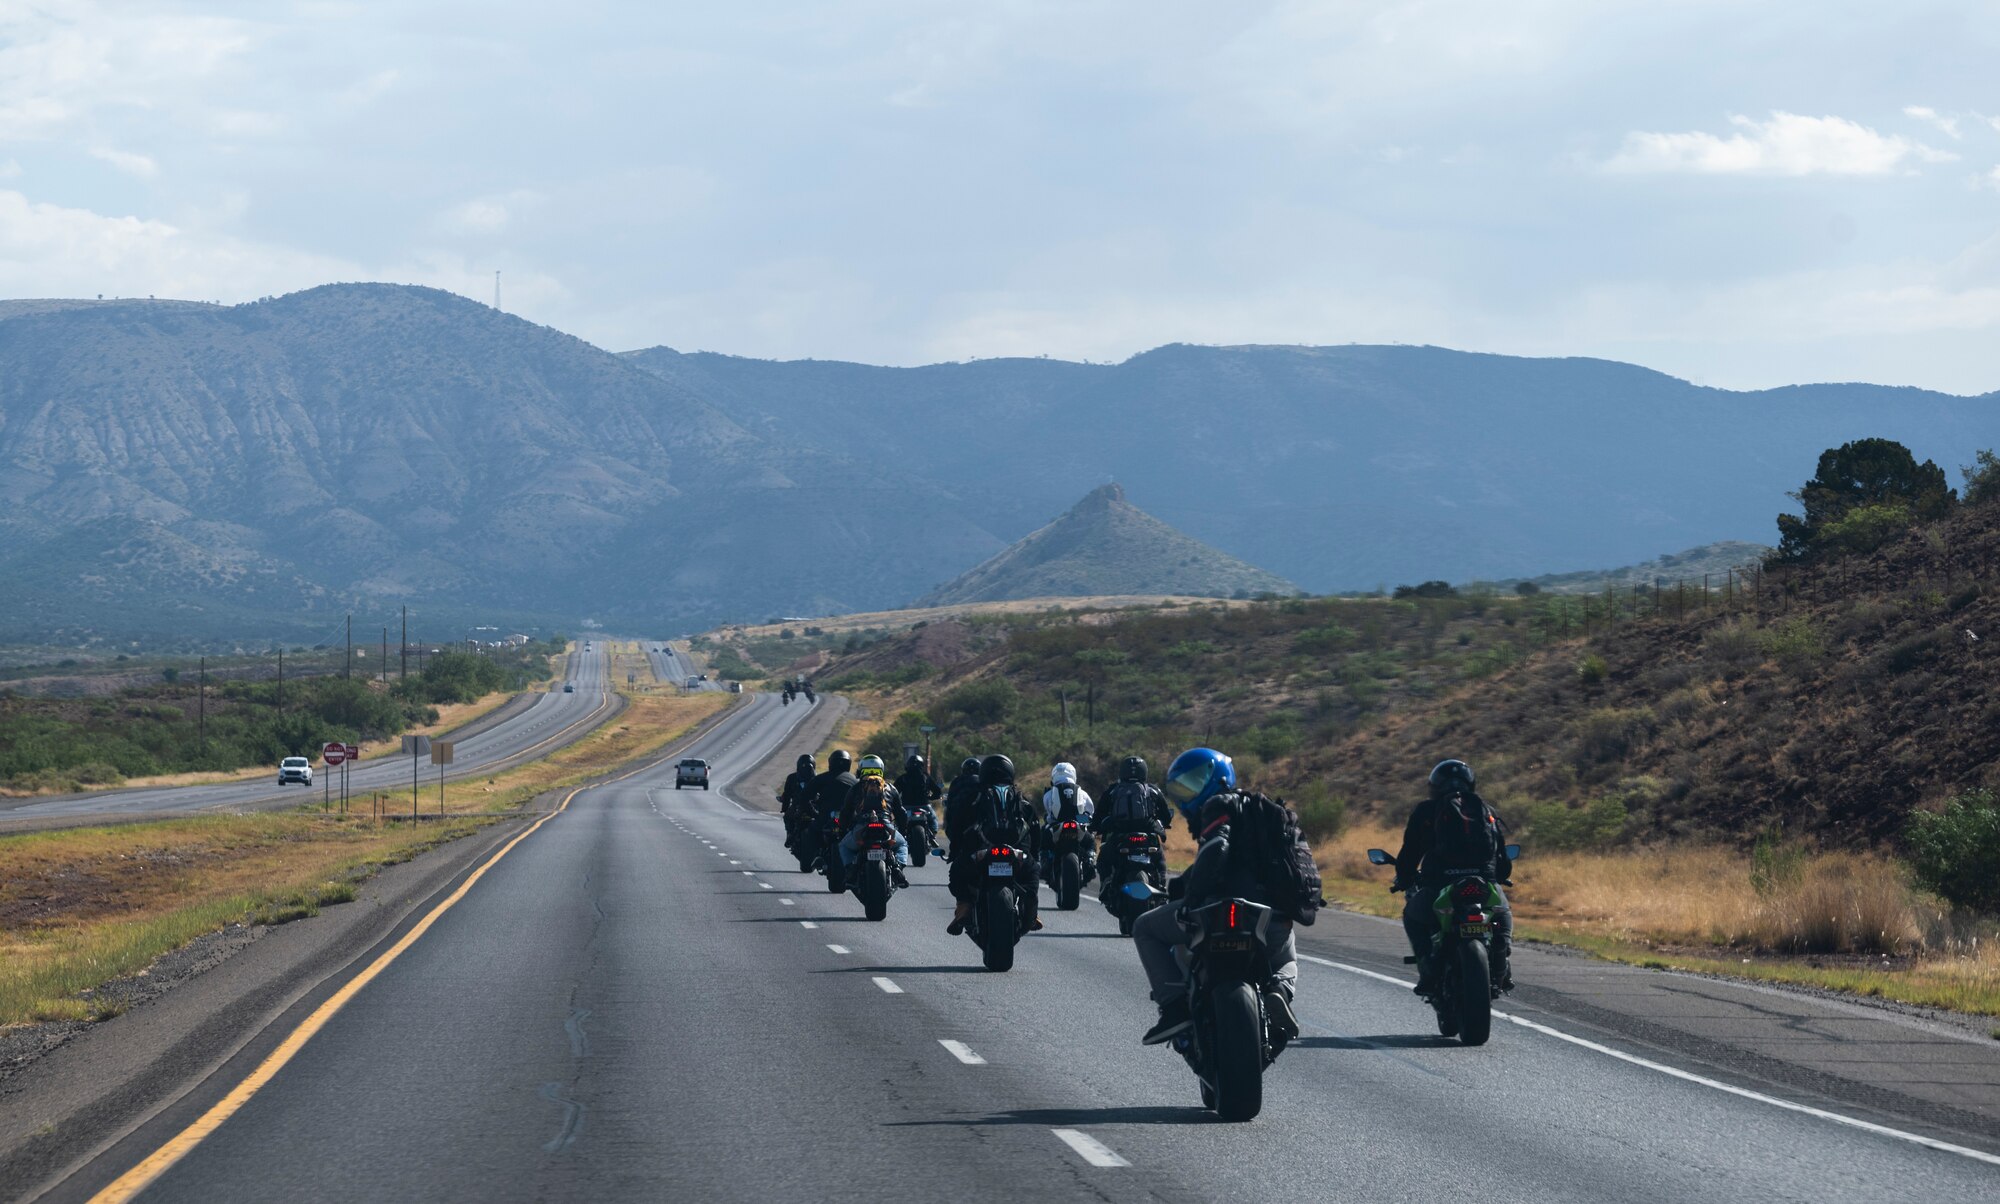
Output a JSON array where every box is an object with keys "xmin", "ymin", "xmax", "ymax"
[{"xmin": 493, "ymin": 270, "xmax": 501, "ymax": 311}]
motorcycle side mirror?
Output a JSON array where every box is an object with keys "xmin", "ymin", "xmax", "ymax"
[
  {"xmin": 1122, "ymin": 881, "xmax": 1160, "ymax": 901},
  {"xmin": 1504, "ymin": 843, "xmax": 1521, "ymax": 861},
  {"xmin": 1365, "ymin": 848, "xmax": 1394, "ymax": 865}
]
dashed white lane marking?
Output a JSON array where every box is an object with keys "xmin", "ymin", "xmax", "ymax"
[
  {"xmin": 758, "ymin": 882, "xmax": 774, "ymax": 889},
  {"xmin": 730, "ymin": 860, "xmax": 742, "ymax": 865},
  {"xmin": 827, "ymin": 944, "xmax": 851, "ymax": 954},
  {"xmin": 872, "ymin": 977, "xmax": 904, "ymax": 995},
  {"xmin": 740, "ymin": 870, "xmax": 755, "ymax": 876},
  {"xmin": 939, "ymin": 1040, "xmax": 986, "ymax": 1065},
  {"xmin": 1052, "ymin": 1129, "xmax": 1127, "ymax": 1168},
  {"xmin": 1294, "ymin": 954, "xmax": 2000, "ymax": 1168},
  {"xmin": 780, "ymin": 899, "xmax": 796, "ymax": 906},
  {"xmin": 800, "ymin": 921, "xmax": 818, "ymax": 929}
]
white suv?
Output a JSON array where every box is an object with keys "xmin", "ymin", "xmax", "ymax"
[{"xmin": 278, "ymin": 756, "xmax": 313, "ymax": 785}]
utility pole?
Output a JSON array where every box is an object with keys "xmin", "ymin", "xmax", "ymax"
[
  {"xmin": 382, "ymin": 627, "xmax": 388, "ymax": 683},
  {"xmin": 345, "ymin": 614, "xmax": 352, "ymax": 680},
  {"xmin": 277, "ymin": 648, "xmax": 284, "ymax": 713},
  {"xmin": 401, "ymin": 605, "xmax": 408, "ymax": 680},
  {"xmin": 198, "ymin": 656, "xmax": 206, "ymax": 759},
  {"xmin": 494, "ymin": 270, "xmax": 501, "ymax": 311}
]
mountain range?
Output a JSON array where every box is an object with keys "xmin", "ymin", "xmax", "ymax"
[{"xmin": 0, "ymin": 282, "xmax": 1991, "ymax": 643}]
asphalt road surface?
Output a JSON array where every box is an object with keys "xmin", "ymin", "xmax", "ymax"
[
  {"xmin": 54, "ymin": 690, "xmax": 2000, "ymax": 1203},
  {"xmin": 640, "ymin": 641, "xmax": 719, "ymax": 691},
  {"xmin": 0, "ymin": 646, "xmax": 616, "ymax": 824}
]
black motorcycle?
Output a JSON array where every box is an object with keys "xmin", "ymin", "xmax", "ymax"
[
  {"xmin": 1043, "ymin": 819, "xmax": 1094, "ymax": 911},
  {"xmin": 1101, "ymin": 832, "xmax": 1166, "ymax": 935},
  {"xmin": 1174, "ymin": 895, "xmax": 1288, "ymax": 1122},
  {"xmin": 849, "ymin": 820, "xmax": 900, "ymax": 921},
  {"xmin": 817, "ymin": 820, "xmax": 848, "ymax": 893},
  {"xmin": 900, "ymin": 805, "xmax": 938, "ymax": 867},
  {"xmin": 1367, "ymin": 844, "xmax": 1519, "ymax": 1047},
  {"xmin": 964, "ymin": 843, "xmax": 1033, "ymax": 972}
]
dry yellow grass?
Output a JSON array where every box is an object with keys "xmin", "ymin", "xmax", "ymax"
[
  {"xmin": 1314, "ymin": 821, "xmax": 2000, "ymax": 1014},
  {"xmin": 718, "ymin": 594, "xmax": 1261, "ymax": 641}
]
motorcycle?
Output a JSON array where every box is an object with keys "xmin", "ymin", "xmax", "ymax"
[
  {"xmin": 817, "ymin": 819, "xmax": 848, "ymax": 893},
  {"xmin": 1366, "ymin": 844, "xmax": 1519, "ymax": 1047},
  {"xmin": 1152, "ymin": 890, "xmax": 1289, "ymax": 1122},
  {"xmin": 782, "ymin": 799, "xmax": 814, "ymax": 872},
  {"xmin": 964, "ymin": 843, "xmax": 1034, "ymax": 972},
  {"xmin": 1101, "ymin": 832, "xmax": 1166, "ymax": 935},
  {"xmin": 849, "ymin": 820, "xmax": 900, "ymax": 921},
  {"xmin": 900, "ymin": 804, "xmax": 938, "ymax": 867},
  {"xmin": 803, "ymin": 684, "xmax": 816, "ymax": 703},
  {"xmin": 1043, "ymin": 820, "xmax": 1094, "ymax": 911}
]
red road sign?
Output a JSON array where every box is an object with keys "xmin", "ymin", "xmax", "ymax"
[{"xmin": 323, "ymin": 743, "xmax": 348, "ymax": 766}]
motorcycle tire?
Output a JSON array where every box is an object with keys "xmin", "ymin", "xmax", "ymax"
[
  {"xmin": 1209, "ymin": 981, "xmax": 1266, "ymax": 1122},
  {"xmin": 982, "ymin": 887, "xmax": 1018, "ymax": 972},
  {"xmin": 795, "ymin": 852, "xmax": 814, "ymax": 874},
  {"xmin": 1118, "ymin": 910, "xmax": 1135, "ymax": 937},
  {"xmin": 859, "ymin": 861, "xmax": 889, "ymax": 921},
  {"xmin": 826, "ymin": 856, "xmax": 847, "ymax": 893},
  {"xmin": 1057, "ymin": 853, "xmax": 1082, "ymax": 911},
  {"xmin": 1454, "ymin": 941, "xmax": 1493, "ymax": 1046}
]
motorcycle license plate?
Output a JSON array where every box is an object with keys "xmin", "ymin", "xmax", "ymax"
[
  {"xmin": 1207, "ymin": 936, "xmax": 1254, "ymax": 953},
  {"xmin": 987, "ymin": 863, "xmax": 1014, "ymax": 877},
  {"xmin": 1458, "ymin": 923, "xmax": 1489, "ymax": 937},
  {"xmin": 867, "ymin": 849, "xmax": 887, "ymax": 861},
  {"xmin": 1127, "ymin": 853, "xmax": 1151, "ymax": 863}
]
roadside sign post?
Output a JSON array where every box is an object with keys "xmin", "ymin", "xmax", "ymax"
[
  {"xmin": 431, "ymin": 741, "xmax": 454, "ymax": 815},
  {"xmin": 322, "ymin": 742, "xmax": 349, "ymax": 814},
  {"xmin": 403, "ymin": 735, "xmax": 430, "ymax": 819},
  {"xmin": 919, "ymin": 725, "xmax": 937, "ymax": 773}
]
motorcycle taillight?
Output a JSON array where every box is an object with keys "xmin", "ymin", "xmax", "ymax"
[
  {"xmin": 1227, "ymin": 902, "xmax": 1239, "ymax": 929},
  {"xmin": 1457, "ymin": 882, "xmax": 1485, "ymax": 900}
]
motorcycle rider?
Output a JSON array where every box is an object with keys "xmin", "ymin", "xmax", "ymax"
[
  {"xmin": 1393, "ymin": 759, "xmax": 1514, "ymax": 995},
  {"xmin": 1094, "ymin": 755, "xmax": 1173, "ymax": 890},
  {"xmin": 1135, "ymin": 748, "xmax": 1303, "ymax": 1046},
  {"xmin": 946, "ymin": 754, "xmax": 1042, "ymax": 935},
  {"xmin": 806, "ymin": 749, "xmax": 858, "ymax": 870},
  {"xmin": 1040, "ymin": 761, "xmax": 1096, "ymax": 878},
  {"xmin": 837, "ymin": 766, "xmax": 911, "ymax": 884},
  {"xmin": 940, "ymin": 756, "xmax": 983, "ymax": 860},
  {"xmin": 780, "ymin": 754, "xmax": 816, "ymax": 850},
  {"xmin": 894, "ymin": 754, "xmax": 942, "ymax": 850}
]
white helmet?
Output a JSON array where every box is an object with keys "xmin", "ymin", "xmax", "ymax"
[{"xmin": 1051, "ymin": 762, "xmax": 1077, "ymax": 786}]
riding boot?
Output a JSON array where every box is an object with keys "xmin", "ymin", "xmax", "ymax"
[
  {"xmin": 946, "ymin": 899, "xmax": 971, "ymax": 935},
  {"xmin": 1413, "ymin": 956, "xmax": 1440, "ymax": 997},
  {"xmin": 1262, "ymin": 980, "xmax": 1300, "ymax": 1044}
]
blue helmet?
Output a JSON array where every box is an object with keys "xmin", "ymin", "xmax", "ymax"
[{"xmin": 1163, "ymin": 748, "xmax": 1235, "ymax": 821}]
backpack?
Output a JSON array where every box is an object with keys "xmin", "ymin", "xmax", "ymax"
[
  {"xmin": 1430, "ymin": 791, "xmax": 1501, "ymax": 875},
  {"xmin": 1230, "ymin": 792, "xmax": 1325, "ymax": 926},
  {"xmin": 974, "ymin": 784, "xmax": 1032, "ymax": 846},
  {"xmin": 1102, "ymin": 781, "xmax": 1156, "ymax": 826},
  {"xmin": 1053, "ymin": 783, "xmax": 1081, "ymax": 823}
]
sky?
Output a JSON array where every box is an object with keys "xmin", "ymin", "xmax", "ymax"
[{"xmin": 0, "ymin": 1, "xmax": 1997, "ymax": 392}]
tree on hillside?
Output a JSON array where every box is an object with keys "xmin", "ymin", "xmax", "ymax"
[
  {"xmin": 1774, "ymin": 438, "xmax": 1954, "ymax": 563},
  {"xmin": 1963, "ymin": 449, "xmax": 2000, "ymax": 507}
]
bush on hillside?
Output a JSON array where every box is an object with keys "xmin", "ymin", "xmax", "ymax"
[
  {"xmin": 1905, "ymin": 789, "xmax": 2000, "ymax": 914},
  {"xmin": 1520, "ymin": 794, "xmax": 1629, "ymax": 851},
  {"xmin": 1774, "ymin": 438, "xmax": 1954, "ymax": 563},
  {"xmin": 1963, "ymin": 449, "xmax": 2000, "ymax": 506}
]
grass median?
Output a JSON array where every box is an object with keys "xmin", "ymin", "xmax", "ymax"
[{"xmin": 0, "ymin": 690, "xmax": 731, "ymax": 1030}]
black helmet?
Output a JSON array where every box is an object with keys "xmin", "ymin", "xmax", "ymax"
[
  {"xmin": 829, "ymin": 749, "xmax": 852, "ymax": 773},
  {"xmin": 979, "ymin": 754, "xmax": 1015, "ymax": 786},
  {"xmin": 1428, "ymin": 759, "xmax": 1475, "ymax": 799},
  {"xmin": 959, "ymin": 757, "xmax": 981, "ymax": 777},
  {"xmin": 905, "ymin": 754, "xmax": 925, "ymax": 773},
  {"xmin": 796, "ymin": 754, "xmax": 814, "ymax": 772},
  {"xmin": 1120, "ymin": 755, "xmax": 1147, "ymax": 783}
]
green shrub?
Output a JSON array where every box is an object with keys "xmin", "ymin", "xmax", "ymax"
[
  {"xmin": 1759, "ymin": 617, "xmax": 1824, "ymax": 670},
  {"xmin": 1906, "ymin": 789, "xmax": 2000, "ymax": 914},
  {"xmin": 1749, "ymin": 823, "xmax": 1806, "ymax": 897},
  {"xmin": 1960, "ymin": 449, "xmax": 1999, "ymax": 506},
  {"xmin": 1288, "ymin": 785, "xmax": 1348, "ymax": 840},
  {"xmin": 1572, "ymin": 707, "xmax": 1655, "ymax": 767},
  {"xmin": 1521, "ymin": 795, "xmax": 1629, "ymax": 850},
  {"xmin": 1576, "ymin": 654, "xmax": 1608, "ymax": 686},
  {"xmin": 939, "ymin": 679, "xmax": 1017, "ymax": 728},
  {"xmin": 1293, "ymin": 624, "xmax": 1357, "ymax": 655}
]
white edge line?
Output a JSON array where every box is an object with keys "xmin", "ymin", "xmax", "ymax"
[
  {"xmin": 939, "ymin": 1039, "xmax": 986, "ymax": 1065},
  {"xmin": 1051, "ymin": 1128, "xmax": 1128, "ymax": 1168},
  {"xmin": 1296, "ymin": 953, "xmax": 2000, "ymax": 1167},
  {"xmin": 872, "ymin": 976, "xmax": 904, "ymax": 994}
]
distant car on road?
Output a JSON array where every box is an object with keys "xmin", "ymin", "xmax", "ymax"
[
  {"xmin": 676, "ymin": 758, "xmax": 710, "ymax": 790},
  {"xmin": 685, "ymin": 676, "xmax": 702, "ymax": 688},
  {"xmin": 278, "ymin": 756, "xmax": 313, "ymax": 786},
  {"xmin": 563, "ymin": 683, "xmax": 576, "ymax": 693}
]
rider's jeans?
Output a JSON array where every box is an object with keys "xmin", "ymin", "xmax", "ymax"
[
  {"xmin": 839, "ymin": 827, "xmax": 910, "ymax": 867},
  {"xmin": 1133, "ymin": 904, "xmax": 1298, "ymax": 1004}
]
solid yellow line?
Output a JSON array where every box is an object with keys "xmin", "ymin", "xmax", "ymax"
[{"xmin": 89, "ymin": 784, "xmax": 597, "ymax": 1203}]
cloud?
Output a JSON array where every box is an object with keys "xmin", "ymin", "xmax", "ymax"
[
  {"xmin": 436, "ymin": 191, "xmax": 545, "ymax": 236},
  {"xmin": 1605, "ymin": 111, "xmax": 1955, "ymax": 176},
  {"xmin": 1903, "ymin": 105, "xmax": 1960, "ymax": 139},
  {"xmin": 89, "ymin": 147, "xmax": 157, "ymax": 178}
]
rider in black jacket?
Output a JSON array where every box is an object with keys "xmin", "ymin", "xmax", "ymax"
[
  {"xmin": 806, "ymin": 750, "xmax": 858, "ymax": 867},
  {"xmin": 1393, "ymin": 759, "xmax": 1515, "ymax": 995},
  {"xmin": 940, "ymin": 757, "xmax": 982, "ymax": 858},
  {"xmin": 1094, "ymin": 755, "xmax": 1173, "ymax": 890},
  {"xmin": 946, "ymin": 754, "xmax": 1042, "ymax": 935},
  {"xmin": 893, "ymin": 755, "xmax": 941, "ymax": 849},
  {"xmin": 780, "ymin": 754, "xmax": 816, "ymax": 850}
]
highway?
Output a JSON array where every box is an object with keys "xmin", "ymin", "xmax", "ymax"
[
  {"xmin": 0, "ymin": 646, "xmax": 618, "ymax": 824},
  {"xmin": 49, "ymin": 690, "xmax": 2000, "ymax": 1202},
  {"xmin": 640, "ymin": 640, "xmax": 720, "ymax": 691}
]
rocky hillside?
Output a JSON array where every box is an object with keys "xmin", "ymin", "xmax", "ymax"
[{"xmin": 916, "ymin": 484, "xmax": 1296, "ymax": 606}]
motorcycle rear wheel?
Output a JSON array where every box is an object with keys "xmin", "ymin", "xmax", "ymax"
[
  {"xmin": 982, "ymin": 887, "xmax": 1018, "ymax": 972},
  {"xmin": 1057, "ymin": 853, "xmax": 1082, "ymax": 911},
  {"xmin": 1208, "ymin": 981, "xmax": 1265, "ymax": 1122},
  {"xmin": 1454, "ymin": 942, "xmax": 1493, "ymax": 1046},
  {"xmin": 826, "ymin": 856, "xmax": 847, "ymax": 893}
]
